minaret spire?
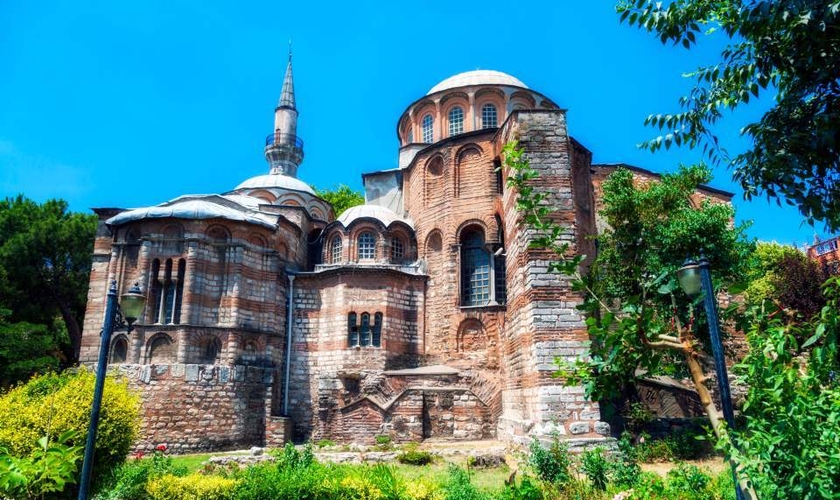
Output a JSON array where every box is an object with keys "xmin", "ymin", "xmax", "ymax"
[
  {"xmin": 278, "ymin": 41, "xmax": 296, "ymax": 109},
  {"xmin": 265, "ymin": 43, "xmax": 304, "ymax": 177}
]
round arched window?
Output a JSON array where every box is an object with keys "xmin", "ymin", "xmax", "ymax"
[
  {"xmin": 422, "ymin": 115, "xmax": 434, "ymax": 143},
  {"xmin": 481, "ymin": 104, "xmax": 497, "ymax": 129},
  {"xmin": 330, "ymin": 236, "xmax": 343, "ymax": 264},
  {"xmin": 358, "ymin": 232, "xmax": 376, "ymax": 260}
]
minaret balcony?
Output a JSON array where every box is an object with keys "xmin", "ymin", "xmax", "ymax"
[{"xmin": 265, "ymin": 132, "xmax": 304, "ymax": 150}]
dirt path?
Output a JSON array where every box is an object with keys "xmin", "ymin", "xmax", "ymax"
[{"xmin": 641, "ymin": 458, "xmax": 728, "ymax": 477}]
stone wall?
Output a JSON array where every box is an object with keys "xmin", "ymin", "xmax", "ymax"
[{"xmin": 109, "ymin": 363, "xmax": 278, "ymax": 453}]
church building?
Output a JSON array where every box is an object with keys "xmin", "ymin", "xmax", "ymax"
[{"xmin": 80, "ymin": 56, "xmax": 731, "ymax": 452}]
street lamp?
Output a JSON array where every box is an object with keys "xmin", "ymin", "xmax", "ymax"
[
  {"xmin": 677, "ymin": 256, "xmax": 745, "ymax": 500},
  {"xmin": 77, "ymin": 281, "xmax": 145, "ymax": 500}
]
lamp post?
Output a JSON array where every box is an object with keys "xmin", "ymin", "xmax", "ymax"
[
  {"xmin": 677, "ymin": 256, "xmax": 745, "ymax": 500},
  {"xmin": 77, "ymin": 281, "xmax": 145, "ymax": 500}
]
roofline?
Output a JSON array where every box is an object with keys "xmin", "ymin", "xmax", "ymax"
[{"xmin": 592, "ymin": 163, "xmax": 735, "ymax": 198}]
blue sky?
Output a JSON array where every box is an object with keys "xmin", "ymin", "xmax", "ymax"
[{"xmin": 0, "ymin": 1, "xmax": 828, "ymax": 245}]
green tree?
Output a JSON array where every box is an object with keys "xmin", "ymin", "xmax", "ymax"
[
  {"xmin": 503, "ymin": 142, "xmax": 758, "ymax": 497},
  {"xmin": 0, "ymin": 310, "xmax": 62, "ymax": 388},
  {"xmin": 617, "ymin": 0, "xmax": 840, "ymax": 229},
  {"xmin": 745, "ymin": 241, "xmax": 828, "ymax": 319},
  {"xmin": 314, "ymin": 184, "xmax": 364, "ymax": 218},
  {"xmin": 0, "ymin": 196, "xmax": 97, "ymax": 364}
]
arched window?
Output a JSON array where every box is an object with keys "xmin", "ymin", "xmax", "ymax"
[
  {"xmin": 197, "ymin": 336, "xmax": 221, "ymax": 364},
  {"xmin": 461, "ymin": 229, "xmax": 490, "ymax": 306},
  {"xmin": 360, "ymin": 313, "xmax": 371, "ymax": 346},
  {"xmin": 422, "ymin": 115, "xmax": 434, "ymax": 143},
  {"xmin": 372, "ymin": 313, "xmax": 382, "ymax": 347},
  {"xmin": 330, "ymin": 236, "xmax": 342, "ymax": 264},
  {"xmin": 481, "ymin": 104, "xmax": 498, "ymax": 129},
  {"xmin": 358, "ymin": 232, "xmax": 376, "ymax": 260},
  {"xmin": 147, "ymin": 334, "xmax": 175, "ymax": 363},
  {"xmin": 348, "ymin": 313, "xmax": 359, "ymax": 347},
  {"xmin": 449, "ymin": 107, "xmax": 464, "ymax": 136},
  {"xmin": 494, "ymin": 215, "xmax": 507, "ymax": 305},
  {"xmin": 405, "ymin": 127, "xmax": 413, "ymax": 144},
  {"xmin": 391, "ymin": 237, "xmax": 404, "ymax": 262},
  {"xmin": 111, "ymin": 337, "xmax": 128, "ymax": 364},
  {"xmin": 151, "ymin": 258, "xmax": 185, "ymax": 324}
]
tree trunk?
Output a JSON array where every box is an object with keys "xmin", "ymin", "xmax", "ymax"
[
  {"xmin": 57, "ymin": 301, "xmax": 82, "ymax": 364},
  {"xmin": 684, "ymin": 349, "xmax": 758, "ymax": 500}
]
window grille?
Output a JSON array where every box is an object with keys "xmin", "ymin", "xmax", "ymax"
[
  {"xmin": 360, "ymin": 313, "xmax": 371, "ymax": 346},
  {"xmin": 373, "ymin": 313, "xmax": 382, "ymax": 347},
  {"xmin": 330, "ymin": 236, "xmax": 342, "ymax": 263},
  {"xmin": 391, "ymin": 237, "xmax": 404, "ymax": 261},
  {"xmin": 461, "ymin": 231, "xmax": 490, "ymax": 306},
  {"xmin": 481, "ymin": 104, "xmax": 497, "ymax": 128},
  {"xmin": 422, "ymin": 115, "xmax": 434, "ymax": 143},
  {"xmin": 348, "ymin": 313, "xmax": 359, "ymax": 347},
  {"xmin": 358, "ymin": 232, "xmax": 376, "ymax": 260},
  {"xmin": 449, "ymin": 107, "xmax": 464, "ymax": 136}
]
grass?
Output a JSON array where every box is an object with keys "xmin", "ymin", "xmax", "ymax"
[{"xmin": 393, "ymin": 462, "xmax": 512, "ymax": 492}]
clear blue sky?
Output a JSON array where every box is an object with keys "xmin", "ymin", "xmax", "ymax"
[{"xmin": 0, "ymin": 0, "xmax": 829, "ymax": 245}]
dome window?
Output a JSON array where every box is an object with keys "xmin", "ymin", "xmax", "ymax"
[
  {"xmin": 481, "ymin": 104, "xmax": 498, "ymax": 129},
  {"xmin": 449, "ymin": 107, "xmax": 464, "ymax": 136},
  {"xmin": 330, "ymin": 236, "xmax": 342, "ymax": 264},
  {"xmin": 358, "ymin": 232, "xmax": 376, "ymax": 260},
  {"xmin": 391, "ymin": 237, "xmax": 404, "ymax": 262},
  {"xmin": 422, "ymin": 115, "xmax": 434, "ymax": 143}
]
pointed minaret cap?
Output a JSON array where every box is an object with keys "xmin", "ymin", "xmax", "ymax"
[{"xmin": 277, "ymin": 43, "xmax": 295, "ymax": 109}]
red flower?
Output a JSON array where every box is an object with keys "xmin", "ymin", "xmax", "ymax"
[
  {"xmin": 133, "ymin": 451, "xmax": 145, "ymax": 460},
  {"xmin": 156, "ymin": 444, "xmax": 167, "ymax": 452}
]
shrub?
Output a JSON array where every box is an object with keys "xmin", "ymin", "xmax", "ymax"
[
  {"xmin": 94, "ymin": 449, "xmax": 188, "ymax": 500},
  {"xmin": 442, "ymin": 464, "xmax": 482, "ymax": 500},
  {"xmin": 0, "ymin": 370, "xmax": 140, "ymax": 479},
  {"xmin": 528, "ymin": 437, "xmax": 571, "ymax": 485},
  {"xmin": 374, "ymin": 435, "xmax": 392, "ymax": 446},
  {"xmin": 580, "ymin": 447, "xmax": 610, "ymax": 490},
  {"xmin": 403, "ymin": 478, "xmax": 443, "ymax": 500},
  {"xmin": 0, "ymin": 430, "xmax": 83, "ymax": 499},
  {"xmin": 147, "ymin": 474, "xmax": 237, "ymax": 500},
  {"xmin": 397, "ymin": 450, "xmax": 433, "ymax": 466},
  {"xmin": 315, "ymin": 439, "xmax": 336, "ymax": 448}
]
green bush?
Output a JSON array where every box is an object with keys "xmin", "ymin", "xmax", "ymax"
[
  {"xmin": 0, "ymin": 370, "xmax": 140, "ymax": 479},
  {"xmin": 397, "ymin": 450, "xmax": 433, "ymax": 466},
  {"xmin": 93, "ymin": 450, "xmax": 188, "ymax": 500},
  {"xmin": 442, "ymin": 464, "xmax": 482, "ymax": 500},
  {"xmin": 0, "ymin": 430, "xmax": 83, "ymax": 499},
  {"xmin": 315, "ymin": 439, "xmax": 336, "ymax": 448},
  {"xmin": 527, "ymin": 437, "xmax": 571, "ymax": 485},
  {"xmin": 147, "ymin": 474, "xmax": 237, "ymax": 500},
  {"xmin": 580, "ymin": 447, "xmax": 610, "ymax": 490}
]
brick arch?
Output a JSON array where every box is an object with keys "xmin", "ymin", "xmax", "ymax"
[
  {"xmin": 206, "ymin": 225, "xmax": 230, "ymax": 242},
  {"xmin": 510, "ymin": 90, "xmax": 537, "ymax": 109},
  {"xmin": 454, "ymin": 218, "xmax": 490, "ymax": 243},
  {"xmin": 110, "ymin": 334, "xmax": 129, "ymax": 364},
  {"xmin": 456, "ymin": 318, "xmax": 487, "ymax": 352},
  {"xmin": 475, "ymin": 87, "xmax": 505, "ymax": 100},
  {"xmin": 248, "ymin": 233, "xmax": 267, "ymax": 247},
  {"xmin": 161, "ymin": 223, "xmax": 184, "ymax": 254},
  {"xmin": 454, "ymin": 144, "xmax": 485, "ymax": 198},
  {"xmin": 323, "ymin": 229, "xmax": 346, "ymax": 264},
  {"xmin": 424, "ymin": 229, "xmax": 443, "ymax": 256},
  {"xmin": 348, "ymin": 222, "xmax": 384, "ymax": 261},
  {"xmin": 189, "ymin": 331, "xmax": 223, "ymax": 364},
  {"xmin": 248, "ymin": 189, "xmax": 277, "ymax": 203},
  {"xmin": 440, "ymin": 91, "xmax": 469, "ymax": 108},
  {"xmin": 146, "ymin": 332, "xmax": 175, "ymax": 364}
]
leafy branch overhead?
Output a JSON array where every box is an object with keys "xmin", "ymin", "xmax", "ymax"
[{"xmin": 617, "ymin": 0, "xmax": 840, "ymax": 229}]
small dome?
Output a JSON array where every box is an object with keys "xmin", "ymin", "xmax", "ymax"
[
  {"xmin": 427, "ymin": 70, "xmax": 528, "ymax": 95},
  {"xmin": 337, "ymin": 205, "xmax": 414, "ymax": 229},
  {"xmin": 235, "ymin": 173, "xmax": 315, "ymax": 195}
]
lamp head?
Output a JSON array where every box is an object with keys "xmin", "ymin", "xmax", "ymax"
[
  {"xmin": 119, "ymin": 282, "xmax": 146, "ymax": 325},
  {"xmin": 677, "ymin": 258, "xmax": 703, "ymax": 298}
]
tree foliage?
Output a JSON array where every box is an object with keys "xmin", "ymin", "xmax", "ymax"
[
  {"xmin": 744, "ymin": 242, "xmax": 828, "ymax": 319},
  {"xmin": 0, "ymin": 310, "xmax": 62, "ymax": 388},
  {"xmin": 725, "ymin": 278, "xmax": 840, "ymax": 499},
  {"xmin": 617, "ymin": 0, "xmax": 840, "ymax": 229},
  {"xmin": 314, "ymin": 185, "xmax": 364, "ymax": 218},
  {"xmin": 0, "ymin": 195, "xmax": 96, "ymax": 364}
]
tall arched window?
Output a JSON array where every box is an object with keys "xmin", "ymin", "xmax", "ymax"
[
  {"xmin": 151, "ymin": 258, "xmax": 185, "ymax": 324},
  {"xmin": 372, "ymin": 313, "xmax": 382, "ymax": 347},
  {"xmin": 481, "ymin": 104, "xmax": 498, "ymax": 129},
  {"xmin": 360, "ymin": 313, "xmax": 371, "ymax": 346},
  {"xmin": 330, "ymin": 236, "xmax": 342, "ymax": 264},
  {"xmin": 358, "ymin": 232, "xmax": 376, "ymax": 260},
  {"xmin": 391, "ymin": 237, "xmax": 404, "ymax": 262},
  {"xmin": 405, "ymin": 126, "xmax": 413, "ymax": 144},
  {"xmin": 461, "ymin": 229, "xmax": 490, "ymax": 306},
  {"xmin": 449, "ymin": 107, "xmax": 464, "ymax": 136},
  {"xmin": 494, "ymin": 215, "xmax": 507, "ymax": 305},
  {"xmin": 348, "ymin": 313, "xmax": 359, "ymax": 347},
  {"xmin": 422, "ymin": 115, "xmax": 434, "ymax": 143}
]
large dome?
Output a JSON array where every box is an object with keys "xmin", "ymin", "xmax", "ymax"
[
  {"xmin": 427, "ymin": 70, "xmax": 528, "ymax": 95},
  {"xmin": 235, "ymin": 173, "xmax": 315, "ymax": 195}
]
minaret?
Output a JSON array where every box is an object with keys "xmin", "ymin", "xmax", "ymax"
[{"xmin": 265, "ymin": 46, "xmax": 304, "ymax": 177}]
